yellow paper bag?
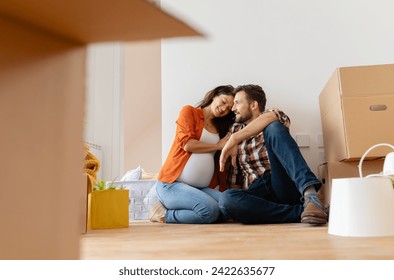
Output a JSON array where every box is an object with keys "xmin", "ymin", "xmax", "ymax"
[{"xmin": 87, "ymin": 189, "xmax": 129, "ymax": 229}]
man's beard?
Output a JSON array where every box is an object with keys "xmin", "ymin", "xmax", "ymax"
[{"xmin": 235, "ymin": 110, "xmax": 252, "ymax": 124}]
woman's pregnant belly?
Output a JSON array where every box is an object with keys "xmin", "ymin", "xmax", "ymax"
[{"xmin": 177, "ymin": 152, "xmax": 215, "ymax": 188}]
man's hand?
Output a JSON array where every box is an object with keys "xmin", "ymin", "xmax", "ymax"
[
  {"xmin": 219, "ymin": 112, "xmax": 280, "ymax": 172},
  {"xmin": 219, "ymin": 136, "xmax": 238, "ymax": 172},
  {"xmin": 216, "ymin": 132, "xmax": 231, "ymax": 150}
]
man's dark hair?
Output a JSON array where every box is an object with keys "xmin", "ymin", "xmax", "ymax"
[{"xmin": 234, "ymin": 84, "xmax": 266, "ymax": 112}]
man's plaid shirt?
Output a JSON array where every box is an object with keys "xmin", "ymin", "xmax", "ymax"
[{"xmin": 227, "ymin": 108, "xmax": 290, "ymax": 189}]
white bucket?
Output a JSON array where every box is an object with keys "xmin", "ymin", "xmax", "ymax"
[
  {"xmin": 328, "ymin": 177, "xmax": 394, "ymax": 237},
  {"xmin": 328, "ymin": 143, "xmax": 394, "ymax": 237}
]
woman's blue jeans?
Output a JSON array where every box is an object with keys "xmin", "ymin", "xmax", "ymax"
[
  {"xmin": 219, "ymin": 121, "xmax": 321, "ymax": 224},
  {"xmin": 155, "ymin": 180, "xmax": 222, "ymax": 224}
]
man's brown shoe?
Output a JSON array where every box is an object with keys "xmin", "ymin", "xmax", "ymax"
[{"xmin": 301, "ymin": 195, "xmax": 328, "ymax": 225}]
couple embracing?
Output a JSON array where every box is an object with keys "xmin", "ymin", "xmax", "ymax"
[{"xmin": 150, "ymin": 84, "xmax": 328, "ymax": 225}]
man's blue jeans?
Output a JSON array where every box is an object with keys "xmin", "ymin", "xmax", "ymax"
[
  {"xmin": 219, "ymin": 121, "xmax": 321, "ymax": 224},
  {"xmin": 156, "ymin": 180, "xmax": 221, "ymax": 224}
]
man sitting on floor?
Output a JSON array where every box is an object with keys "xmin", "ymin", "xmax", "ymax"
[{"xmin": 218, "ymin": 84, "xmax": 328, "ymax": 225}]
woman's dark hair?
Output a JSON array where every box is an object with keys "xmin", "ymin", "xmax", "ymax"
[
  {"xmin": 196, "ymin": 85, "xmax": 235, "ymax": 138},
  {"xmin": 234, "ymin": 84, "xmax": 266, "ymax": 112}
]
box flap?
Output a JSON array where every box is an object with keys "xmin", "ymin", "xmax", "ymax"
[
  {"xmin": 339, "ymin": 64, "xmax": 394, "ymax": 97},
  {"xmin": 319, "ymin": 68, "xmax": 341, "ymax": 117},
  {"xmin": 319, "ymin": 68, "xmax": 348, "ymax": 161},
  {"xmin": 0, "ymin": 0, "xmax": 201, "ymax": 44}
]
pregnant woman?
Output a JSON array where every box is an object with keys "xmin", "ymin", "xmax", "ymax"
[{"xmin": 150, "ymin": 85, "xmax": 235, "ymax": 224}]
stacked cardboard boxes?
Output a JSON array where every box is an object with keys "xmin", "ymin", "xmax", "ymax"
[
  {"xmin": 319, "ymin": 63, "xmax": 394, "ymax": 204},
  {"xmin": 317, "ymin": 160, "xmax": 385, "ymax": 205}
]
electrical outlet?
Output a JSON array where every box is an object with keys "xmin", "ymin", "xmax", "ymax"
[{"xmin": 296, "ymin": 134, "xmax": 310, "ymax": 148}]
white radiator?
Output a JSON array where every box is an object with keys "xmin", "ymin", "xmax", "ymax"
[{"xmin": 85, "ymin": 141, "xmax": 103, "ymax": 181}]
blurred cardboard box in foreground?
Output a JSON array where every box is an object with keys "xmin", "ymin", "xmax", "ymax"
[{"xmin": 0, "ymin": 0, "xmax": 200, "ymax": 259}]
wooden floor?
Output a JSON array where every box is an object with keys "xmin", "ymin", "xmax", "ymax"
[{"xmin": 79, "ymin": 220, "xmax": 394, "ymax": 260}]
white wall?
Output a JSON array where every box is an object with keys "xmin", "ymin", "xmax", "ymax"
[
  {"xmin": 85, "ymin": 43, "xmax": 124, "ymax": 181},
  {"xmin": 161, "ymin": 0, "xmax": 394, "ymax": 174},
  {"xmin": 85, "ymin": 41, "xmax": 163, "ymax": 182},
  {"xmin": 123, "ymin": 41, "xmax": 162, "ymax": 174}
]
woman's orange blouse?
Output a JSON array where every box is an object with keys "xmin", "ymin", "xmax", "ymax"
[{"xmin": 157, "ymin": 105, "xmax": 226, "ymax": 190}]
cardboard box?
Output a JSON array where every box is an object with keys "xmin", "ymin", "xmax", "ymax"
[
  {"xmin": 318, "ymin": 160, "xmax": 384, "ymax": 205},
  {"xmin": 319, "ymin": 64, "xmax": 394, "ymax": 162},
  {"xmin": 0, "ymin": 0, "xmax": 200, "ymax": 259},
  {"xmin": 80, "ymin": 175, "xmax": 90, "ymax": 235}
]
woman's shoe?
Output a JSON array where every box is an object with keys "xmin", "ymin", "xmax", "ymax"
[{"xmin": 149, "ymin": 201, "xmax": 167, "ymax": 223}]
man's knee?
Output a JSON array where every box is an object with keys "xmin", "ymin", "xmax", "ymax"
[
  {"xmin": 263, "ymin": 121, "xmax": 285, "ymax": 135},
  {"xmin": 263, "ymin": 121, "xmax": 291, "ymax": 145}
]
